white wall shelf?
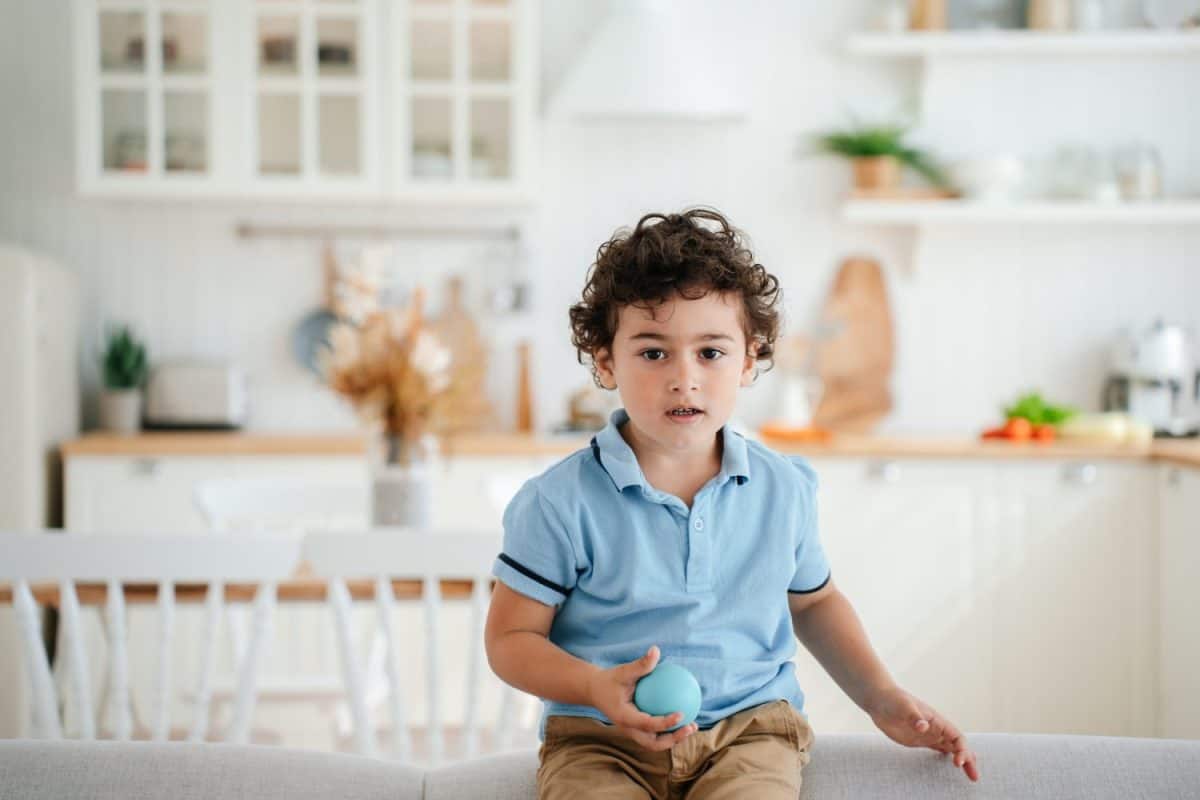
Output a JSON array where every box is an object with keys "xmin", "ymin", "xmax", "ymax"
[
  {"xmin": 843, "ymin": 199, "xmax": 1200, "ymax": 225},
  {"xmin": 846, "ymin": 31, "xmax": 1200, "ymax": 58}
]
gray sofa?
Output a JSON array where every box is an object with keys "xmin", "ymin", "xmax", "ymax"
[{"xmin": 2, "ymin": 734, "xmax": 1199, "ymax": 799}]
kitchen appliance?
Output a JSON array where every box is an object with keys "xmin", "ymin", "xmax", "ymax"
[
  {"xmin": 144, "ymin": 362, "xmax": 249, "ymax": 429},
  {"xmin": 1103, "ymin": 320, "xmax": 1200, "ymax": 437},
  {"xmin": 0, "ymin": 244, "xmax": 81, "ymax": 737}
]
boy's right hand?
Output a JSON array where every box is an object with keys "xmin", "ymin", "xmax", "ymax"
[{"xmin": 586, "ymin": 645, "xmax": 699, "ymax": 752}]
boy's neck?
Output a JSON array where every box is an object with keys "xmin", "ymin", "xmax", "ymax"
[{"xmin": 618, "ymin": 419, "xmax": 723, "ymax": 506}]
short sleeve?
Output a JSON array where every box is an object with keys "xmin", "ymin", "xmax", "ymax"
[
  {"xmin": 492, "ymin": 480, "xmax": 580, "ymax": 608},
  {"xmin": 787, "ymin": 456, "xmax": 832, "ymax": 594}
]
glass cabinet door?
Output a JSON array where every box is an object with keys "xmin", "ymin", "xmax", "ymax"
[
  {"xmin": 405, "ymin": 0, "xmax": 519, "ymax": 185},
  {"xmin": 95, "ymin": 1, "xmax": 212, "ymax": 178},
  {"xmin": 253, "ymin": 0, "xmax": 370, "ymax": 184}
]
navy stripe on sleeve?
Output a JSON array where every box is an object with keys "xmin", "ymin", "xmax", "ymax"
[
  {"xmin": 787, "ymin": 570, "xmax": 832, "ymax": 595},
  {"xmin": 498, "ymin": 553, "xmax": 571, "ymax": 597}
]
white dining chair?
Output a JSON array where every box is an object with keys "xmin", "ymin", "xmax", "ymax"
[
  {"xmin": 191, "ymin": 478, "xmax": 370, "ymax": 741},
  {"xmin": 1, "ymin": 530, "xmax": 301, "ymax": 743},
  {"xmin": 303, "ymin": 529, "xmax": 540, "ymax": 765}
]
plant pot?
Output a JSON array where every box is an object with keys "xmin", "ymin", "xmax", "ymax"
[
  {"xmin": 99, "ymin": 388, "xmax": 142, "ymax": 434},
  {"xmin": 370, "ymin": 433, "xmax": 437, "ymax": 529},
  {"xmin": 852, "ymin": 156, "xmax": 902, "ymax": 192}
]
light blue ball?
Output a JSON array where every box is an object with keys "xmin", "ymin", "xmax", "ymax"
[{"xmin": 633, "ymin": 663, "xmax": 701, "ymax": 731}]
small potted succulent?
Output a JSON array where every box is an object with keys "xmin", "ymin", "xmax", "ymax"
[
  {"xmin": 814, "ymin": 121, "xmax": 949, "ymax": 194},
  {"xmin": 99, "ymin": 325, "xmax": 148, "ymax": 434}
]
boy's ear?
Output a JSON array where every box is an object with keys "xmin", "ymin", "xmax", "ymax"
[
  {"xmin": 739, "ymin": 343, "xmax": 759, "ymax": 387},
  {"xmin": 594, "ymin": 347, "xmax": 617, "ymax": 390}
]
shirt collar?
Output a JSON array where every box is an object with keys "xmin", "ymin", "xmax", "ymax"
[{"xmin": 591, "ymin": 408, "xmax": 751, "ymax": 492}]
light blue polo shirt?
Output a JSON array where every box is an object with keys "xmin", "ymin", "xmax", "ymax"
[{"xmin": 492, "ymin": 408, "xmax": 831, "ymax": 737}]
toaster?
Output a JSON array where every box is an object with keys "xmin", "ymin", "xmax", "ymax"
[{"xmin": 144, "ymin": 362, "xmax": 249, "ymax": 430}]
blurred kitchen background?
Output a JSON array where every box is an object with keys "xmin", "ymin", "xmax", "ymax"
[{"xmin": 1, "ymin": 0, "xmax": 1199, "ymax": 754}]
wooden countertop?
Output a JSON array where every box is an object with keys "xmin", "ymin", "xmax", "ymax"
[{"xmin": 60, "ymin": 431, "xmax": 1200, "ymax": 468}]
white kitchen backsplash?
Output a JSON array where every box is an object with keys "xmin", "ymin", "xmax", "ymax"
[{"xmin": 2, "ymin": 1, "xmax": 1199, "ymax": 435}]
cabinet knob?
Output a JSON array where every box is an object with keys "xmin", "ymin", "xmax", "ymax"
[
  {"xmin": 868, "ymin": 460, "xmax": 902, "ymax": 483},
  {"xmin": 131, "ymin": 458, "xmax": 160, "ymax": 477},
  {"xmin": 1062, "ymin": 463, "xmax": 1098, "ymax": 486}
]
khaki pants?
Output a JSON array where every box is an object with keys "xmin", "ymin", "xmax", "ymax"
[{"xmin": 536, "ymin": 700, "xmax": 813, "ymax": 800}]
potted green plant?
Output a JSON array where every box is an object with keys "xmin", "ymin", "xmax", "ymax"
[
  {"xmin": 99, "ymin": 325, "xmax": 148, "ymax": 434},
  {"xmin": 815, "ymin": 121, "xmax": 949, "ymax": 194}
]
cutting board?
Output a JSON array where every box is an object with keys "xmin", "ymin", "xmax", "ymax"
[{"xmin": 812, "ymin": 257, "xmax": 894, "ymax": 433}]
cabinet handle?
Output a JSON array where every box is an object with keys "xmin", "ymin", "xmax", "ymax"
[
  {"xmin": 131, "ymin": 458, "xmax": 160, "ymax": 477},
  {"xmin": 868, "ymin": 460, "xmax": 902, "ymax": 483},
  {"xmin": 1062, "ymin": 463, "xmax": 1098, "ymax": 486}
]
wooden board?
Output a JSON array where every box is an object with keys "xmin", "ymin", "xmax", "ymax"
[{"xmin": 813, "ymin": 257, "xmax": 895, "ymax": 433}]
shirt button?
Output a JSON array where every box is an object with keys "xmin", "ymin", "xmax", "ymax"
[{"xmin": 693, "ymin": 518, "xmax": 704, "ymax": 531}]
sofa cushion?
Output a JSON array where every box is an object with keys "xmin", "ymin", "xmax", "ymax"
[
  {"xmin": 0, "ymin": 740, "xmax": 423, "ymax": 800},
  {"xmin": 422, "ymin": 734, "xmax": 1200, "ymax": 799}
]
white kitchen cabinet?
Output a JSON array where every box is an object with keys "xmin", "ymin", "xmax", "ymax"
[
  {"xmin": 992, "ymin": 460, "xmax": 1158, "ymax": 737},
  {"xmin": 1159, "ymin": 464, "xmax": 1200, "ymax": 739},
  {"xmin": 64, "ymin": 452, "xmax": 547, "ymax": 532},
  {"xmin": 248, "ymin": 0, "xmax": 381, "ymax": 193},
  {"xmin": 793, "ymin": 458, "xmax": 997, "ymax": 735},
  {"xmin": 64, "ymin": 454, "xmax": 366, "ymax": 532},
  {"xmin": 74, "ymin": 0, "xmax": 538, "ymax": 202},
  {"xmin": 76, "ymin": 0, "xmax": 226, "ymax": 192}
]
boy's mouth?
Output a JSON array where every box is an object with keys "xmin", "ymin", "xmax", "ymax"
[{"xmin": 666, "ymin": 406, "xmax": 704, "ymax": 420}]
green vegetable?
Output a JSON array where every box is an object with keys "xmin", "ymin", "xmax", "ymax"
[{"xmin": 1003, "ymin": 392, "xmax": 1076, "ymax": 426}]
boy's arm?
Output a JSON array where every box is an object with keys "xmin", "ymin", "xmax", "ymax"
[
  {"xmin": 787, "ymin": 578, "xmax": 895, "ymax": 710},
  {"xmin": 484, "ymin": 581, "xmax": 597, "ymax": 705},
  {"xmin": 789, "ymin": 579, "xmax": 981, "ymax": 782},
  {"xmin": 484, "ymin": 582, "xmax": 697, "ymax": 751}
]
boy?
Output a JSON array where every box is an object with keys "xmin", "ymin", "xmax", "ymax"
[{"xmin": 485, "ymin": 209, "xmax": 979, "ymax": 798}]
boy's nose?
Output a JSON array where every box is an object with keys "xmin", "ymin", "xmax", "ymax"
[{"xmin": 668, "ymin": 365, "xmax": 700, "ymax": 393}]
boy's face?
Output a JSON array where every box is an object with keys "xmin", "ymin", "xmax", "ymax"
[{"xmin": 594, "ymin": 290, "xmax": 757, "ymax": 455}]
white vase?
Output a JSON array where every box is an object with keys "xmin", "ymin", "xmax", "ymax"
[
  {"xmin": 370, "ymin": 433, "xmax": 437, "ymax": 529},
  {"xmin": 99, "ymin": 389, "xmax": 142, "ymax": 434}
]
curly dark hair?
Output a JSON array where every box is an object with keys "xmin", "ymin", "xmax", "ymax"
[{"xmin": 569, "ymin": 207, "xmax": 782, "ymax": 387}]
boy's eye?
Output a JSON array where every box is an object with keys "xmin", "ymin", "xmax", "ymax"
[
  {"xmin": 640, "ymin": 349, "xmax": 666, "ymax": 361},
  {"xmin": 700, "ymin": 348, "xmax": 725, "ymax": 361}
]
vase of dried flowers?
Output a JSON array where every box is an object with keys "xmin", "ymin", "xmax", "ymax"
[
  {"xmin": 322, "ymin": 289, "xmax": 487, "ymax": 529},
  {"xmin": 370, "ymin": 431, "xmax": 438, "ymax": 528}
]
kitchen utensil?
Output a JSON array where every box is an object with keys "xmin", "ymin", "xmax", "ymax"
[
  {"xmin": 1028, "ymin": 0, "xmax": 1073, "ymax": 28},
  {"xmin": 910, "ymin": 0, "xmax": 948, "ymax": 29},
  {"xmin": 1114, "ymin": 142, "xmax": 1163, "ymax": 201},
  {"xmin": 1102, "ymin": 320, "xmax": 1200, "ymax": 437},
  {"xmin": 428, "ymin": 275, "xmax": 493, "ymax": 431},
  {"xmin": 951, "ymin": 155, "xmax": 1026, "ymax": 202},
  {"xmin": 516, "ymin": 340, "xmax": 534, "ymax": 433},
  {"xmin": 290, "ymin": 242, "xmax": 341, "ymax": 376},
  {"xmin": 812, "ymin": 257, "xmax": 894, "ymax": 433}
]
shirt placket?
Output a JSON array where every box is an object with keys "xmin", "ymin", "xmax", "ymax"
[{"xmin": 684, "ymin": 493, "xmax": 713, "ymax": 593}]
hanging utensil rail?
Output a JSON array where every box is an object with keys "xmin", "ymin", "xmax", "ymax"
[{"xmin": 235, "ymin": 222, "xmax": 520, "ymax": 241}]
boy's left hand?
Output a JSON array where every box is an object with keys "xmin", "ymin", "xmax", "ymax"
[{"xmin": 864, "ymin": 685, "xmax": 980, "ymax": 782}]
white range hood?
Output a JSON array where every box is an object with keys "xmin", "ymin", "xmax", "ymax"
[{"xmin": 549, "ymin": 0, "xmax": 747, "ymax": 121}]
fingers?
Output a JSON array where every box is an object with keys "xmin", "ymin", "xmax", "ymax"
[
  {"xmin": 618, "ymin": 709, "xmax": 682, "ymax": 735},
  {"xmin": 935, "ymin": 722, "xmax": 980, "ymax": 782},
  {"xmin": 622, "ymin": 645, "xmax": 660, "ymax": 681},
  {"xmin": 618, "ymin": 721, "xmax": 699, "ymax": 752}
]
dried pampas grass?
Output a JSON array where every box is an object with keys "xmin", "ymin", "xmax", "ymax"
[{"xmin": 321, "ymin": 290, "xmax": 489, "ymax": 443}]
